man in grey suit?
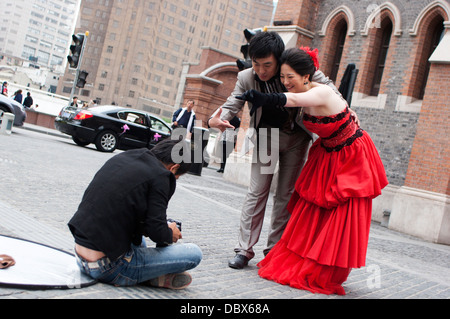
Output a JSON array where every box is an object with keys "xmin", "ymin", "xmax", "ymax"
[{"xmin": 208, "ymin": 31, "xmax": 355, "ymax": 269}]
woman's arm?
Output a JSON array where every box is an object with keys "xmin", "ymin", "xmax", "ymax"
[
  {"xmin": 236, "ymin": 84, "xmax": 345, "ymax": 114},
  {"xmin": 236, "ymin": 86, "xmax": 331, "ymax": 109},
  {"xmin": 284, "ymin": 85, "xmax": 331, "ymax": 108}
]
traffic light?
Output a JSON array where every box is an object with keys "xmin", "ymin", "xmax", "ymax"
[
  {"xmin": 76, "ymin": 70, "xmax": 89, "ymax": 88},
  {"xmin": 236, "ymin": 28, "xmax": 262, "ymax": 71},
  {"xmin": 67, "ymin": 33, "xmax": 85, "ymax": 69},
  {"xmin": 244, "ymin": 28, "xmax": 261, "ymax": 42},
  {"xmin": 236, "ymin": 57, "xmax": 252, "ymax": 71}
]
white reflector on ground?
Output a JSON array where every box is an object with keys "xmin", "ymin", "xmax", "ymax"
[{"xmin": 0, "ymin": 235, "xmax": 96, "ymax": 289}]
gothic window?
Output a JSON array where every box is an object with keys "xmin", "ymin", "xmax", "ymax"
[
  {"xmin": 329, "ymin": 20, "xmax": 347, "ymax": 82},
  {"xmin": 418, "ymin": 18, "xmax": 444, "ymax": 99},
  {"xmin": 371, "ymin": 21, "xmax": 392, "ymax": 96}
]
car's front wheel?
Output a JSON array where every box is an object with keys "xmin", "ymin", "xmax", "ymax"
[{"xmin": 95, "ymin": 130, "xmax": 117, "ymax": 152}]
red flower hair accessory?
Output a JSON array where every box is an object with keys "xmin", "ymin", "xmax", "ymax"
[{"xmin": 299, "ymin": 46, "xmax": 320, "ymax": 70}]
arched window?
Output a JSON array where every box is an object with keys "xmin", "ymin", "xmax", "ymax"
[
  {"xmin": 353, "ymin": 3, "xmax": 401, "ymax": 106},
  {"xmin": 329, "ymin": 20, "xmax": 347, "ymax": 82},
  {"xmin": 419, "ymin": 17, "xmax": 444, "ymax": 99},
  {"xmin": 400, "ymin": 0, "xmax": 450, "ymax": 107},
  {"xmin": 318, "ymin": 5, "xmax": 354, "ymax": 84},
  {"xmin": 371, "ymin": 20, "xmax": 393, "ymax": 96}
]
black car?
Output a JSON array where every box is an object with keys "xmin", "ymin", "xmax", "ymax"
[
  {"xmin": 54, "ymin": 105, "xmax": 172, "ymax": 152},
  {"xmin": 0, "ymin": 94, "xmax": 27, "ymax": 127}
]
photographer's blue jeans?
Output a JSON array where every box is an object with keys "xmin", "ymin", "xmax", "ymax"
[{"xmin": 75, "ymin": 239, "xmax": 202, "ymax": 286}]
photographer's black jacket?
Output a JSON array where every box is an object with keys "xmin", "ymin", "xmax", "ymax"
[{"xmin": 68, "ymin": 148, "xmax": 175, "ymax": 260}]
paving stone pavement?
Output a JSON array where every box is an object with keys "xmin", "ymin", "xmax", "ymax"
[{"xmin": 0, "ymin": 124, "xmax": 449, "ymax": 304}]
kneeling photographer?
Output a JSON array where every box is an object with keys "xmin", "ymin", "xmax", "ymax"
[{"xmin": 68, "ymin": 138, "xmax": 202, "ymax": 289}]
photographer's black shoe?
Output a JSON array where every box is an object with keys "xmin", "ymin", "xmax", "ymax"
[{"xmin": 228, "ymin": 254, "xmax": 249, "ymax": 269}]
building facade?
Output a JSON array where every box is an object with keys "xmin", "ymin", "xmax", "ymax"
[
  {"xmin": 55, "ymin": 0, "xmax": 273, "ymax": 118},
  {"xmin": 0, "ymin": 0, "xmax": 80, "ymax": 74}
]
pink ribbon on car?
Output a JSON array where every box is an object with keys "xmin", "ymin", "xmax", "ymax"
[
  {"xmin": 153, "ymin": 133, "xmax": 162, "ymax": 141},
  {"xmin": 120, "ymin": 124, "xmax": 130, "ymax": 136}
]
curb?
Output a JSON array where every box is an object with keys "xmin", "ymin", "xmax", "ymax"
[{"xmin": 18, "ymin": 123, "xmax": 70, "ymax": 139}]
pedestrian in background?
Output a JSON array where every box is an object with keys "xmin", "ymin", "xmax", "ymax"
[
  {"xmin": 13, "ymin": 90, "xmax": 23, "ymax": 104},
  {"xmin": 2, "ymin": 81, "xmax": 8, "ymax": 96},
  {"xmin": 172, "ymin": 99, "xmax": 196, "ymax": 135},
  {"xmin": 70, "ymin": 96, "xmax": 78, "ymax": 107},
  {"xmin": 23, "ymin": 92, "xmax": 33, "ymax": 109}
]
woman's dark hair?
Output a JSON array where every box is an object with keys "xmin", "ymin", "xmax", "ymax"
[
  {"xmin": 280, "ymin": 47, "xmax": 316, "ymax": 81},
  {"xmin": 248, "ymin": 31, "xmax": 285, "ymax": 63},
  {"xmin": 150, "ymin": 138, "xmax": 191, "ymax": 175}
]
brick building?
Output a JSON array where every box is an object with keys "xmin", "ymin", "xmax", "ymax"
[{"xmin": 183, "ymin": 0, "xmax": 450, "ymax": 244}]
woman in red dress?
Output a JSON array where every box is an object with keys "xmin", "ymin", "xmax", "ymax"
[{"xmin": 237, "ymin": 47, "xmax": 388, "ymax": 295}]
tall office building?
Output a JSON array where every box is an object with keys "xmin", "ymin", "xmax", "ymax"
[
  {"xmin": 56, "ymin": 0, "xmax": 273, "ymax": 115},
  {"xmin": 0, "ymin": 0, "xmax": 80, "ymax": 74}
]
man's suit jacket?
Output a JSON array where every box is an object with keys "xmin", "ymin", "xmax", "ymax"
[{"xmin": 213, "ymin": 68, "xmax": 340, "ymax": 153}]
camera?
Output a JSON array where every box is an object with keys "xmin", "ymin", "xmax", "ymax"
[{"xmin": 167, "ymin": 218, "xmax": 182, "ymax": 231}]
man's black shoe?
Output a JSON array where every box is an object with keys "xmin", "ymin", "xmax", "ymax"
[{"xmin": 228, "ymin": 254, "xmax": 249, "ymax": 269}]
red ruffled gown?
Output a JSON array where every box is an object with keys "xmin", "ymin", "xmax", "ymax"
[{"xmin": 257, "ymin": 107, "xmax": 388, "ymax": 295}]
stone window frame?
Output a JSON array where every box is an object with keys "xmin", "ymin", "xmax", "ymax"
[
  {"xmin": 318, "ymin": 5, "xmax": 355, "ymax": 84},
  {"xmin": 352, "ymin": 2, "xmax": 402, "ymax": 110},
  {"xmin": 396, "ymin": 0, "xmax": 450, "ymax": 113}
]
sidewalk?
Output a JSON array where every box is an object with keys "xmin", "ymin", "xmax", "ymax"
[{"xmin": 1, "ymin": 124, "xmax": 449, "ymax": 301}]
